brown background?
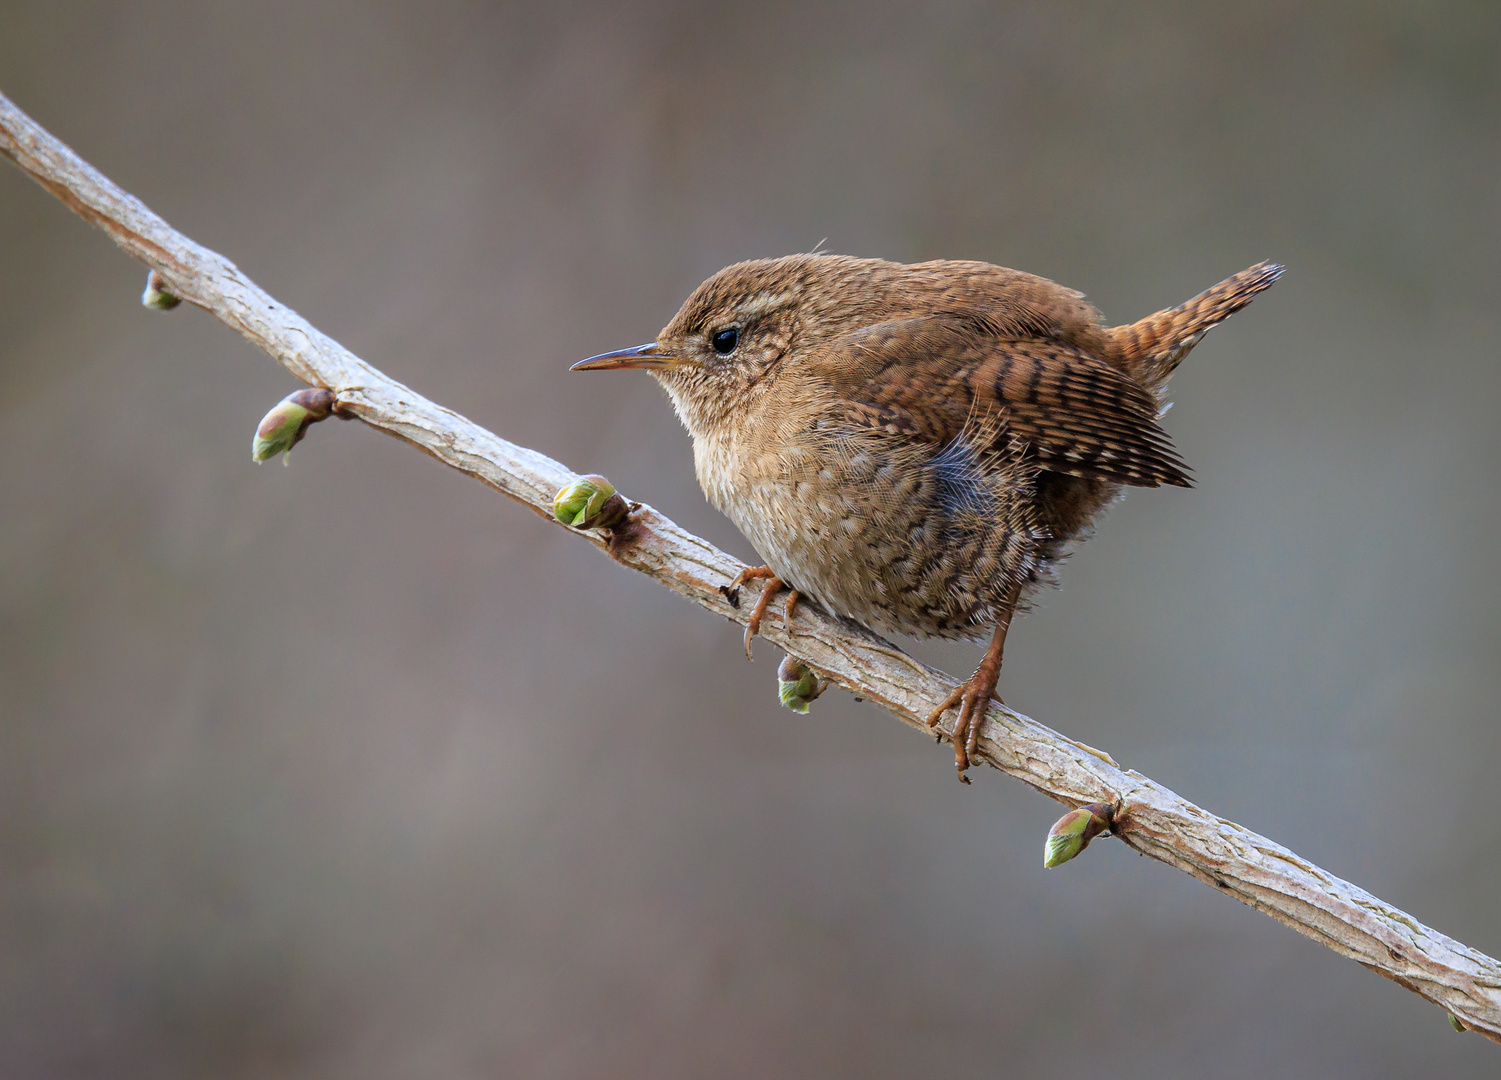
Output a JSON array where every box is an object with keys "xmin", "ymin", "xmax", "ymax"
[{"xmin": 2, "ymin": 2, "xmax": 1499, "ymax": 1075}]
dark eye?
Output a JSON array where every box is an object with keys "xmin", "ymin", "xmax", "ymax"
[{"xmin": 711, "ymin": 327, "xmax": 740, "ymax": 355}]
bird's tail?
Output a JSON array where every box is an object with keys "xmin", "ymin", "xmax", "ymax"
[{"xmin": 1110, "ymin": 261, "xmax": 1284, "ymax": 389}]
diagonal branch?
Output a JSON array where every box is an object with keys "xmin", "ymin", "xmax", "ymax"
[{"xmin": 3, "ymin": 91, "xmax": 1497, "ymax": 1041}]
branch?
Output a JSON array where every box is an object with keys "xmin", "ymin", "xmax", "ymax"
[{"xmin": 3, "ymin": 91, "xmax": 1497, "ymax": 1041}]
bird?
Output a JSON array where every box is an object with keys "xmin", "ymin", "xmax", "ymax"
[{"xmin": 574, "ymin": 254, "xmax": 1282, "ymax": 779}]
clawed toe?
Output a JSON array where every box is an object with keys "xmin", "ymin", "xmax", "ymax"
[
  {"xmin": 723, "ymin": 564, "xmax": 776, "ymax": 609},
  {"xmin": 728, "ymin": 567, "xmax": 799, "ymax": 660},
  {"xmin": 925, "ymin": 679, "xmax": 1001, "ymax": 782}
]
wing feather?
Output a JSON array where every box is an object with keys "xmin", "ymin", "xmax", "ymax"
[{"xmin": 813, "ymin": 315, "xmax": 1192, "ymax": 488}]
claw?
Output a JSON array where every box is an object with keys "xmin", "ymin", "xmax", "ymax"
[
  {"xmin": 743, "ymin": 575, "xmax": 784, "ymax": 660},
  {"xmin": 723, "ymin": 564, "xmax": 776, "ymax": 609},
  {"xmin": 724, "ymin": 566, "xmax": 791, "ymax": 660},
  {"xmin": 924, "ymin": 679, "xmax": 1000, "ymax": 778}
]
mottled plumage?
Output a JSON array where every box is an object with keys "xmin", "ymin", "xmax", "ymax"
[{"xmin": 575, "ymin": 254, "xmax": 1282, "ymax": 777}]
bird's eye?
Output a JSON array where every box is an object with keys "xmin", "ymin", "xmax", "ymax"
[{"xmin": 711, "ymin": 327, "xmax": 740, "ymax": 355}]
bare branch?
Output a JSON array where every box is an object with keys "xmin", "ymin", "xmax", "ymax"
[{"xmin": 3, "ymin": 91, "xmax": 1497, "ymax": 1041}]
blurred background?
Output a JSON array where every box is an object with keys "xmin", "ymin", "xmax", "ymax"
[{"xmin": 3, "ymin": 2, "xmax": 1499, "ymax": 1075}]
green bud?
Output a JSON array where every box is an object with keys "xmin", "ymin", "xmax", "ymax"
[
  {"xmin": 776, "ymin": 655, "xmax": 827, "ymax": 713},
  {"xmin": 1043, "ymin": 802, "xmax": 1113, "ymax": 868},
  {"xmin": 552, "ymin": 474, "xmax": 628, "ymax": 530},
  {"xmin": 252, "ymin": 388, "xmax": 336, "ymax": 463},
  {"xmin": 141, "ymin": 269, "xmax": 181, "ymax": 310},
  {"xmin": 1449, "ymin": 1013, "xmax": 1466, "ymax": 1033}
]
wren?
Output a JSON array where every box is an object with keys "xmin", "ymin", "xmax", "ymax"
[{"xmin": 575, "ymin": 254, "xmax": 1282, "ymax": 779}]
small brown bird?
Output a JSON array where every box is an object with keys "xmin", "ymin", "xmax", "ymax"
[{"xmin": 575, "ymin": 255, "xmax": 1281, "ymax": 779}]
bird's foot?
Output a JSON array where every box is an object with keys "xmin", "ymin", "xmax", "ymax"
[
  {"xmin": 721, "ymin": 564, "xmax": 775, "ymax": 607},
  {"xmin": 924, "ymin": 589, "xmax": 1018, "ymax": 783},
  {"xmin": 721, "ymin": 566, "xmax": 799, "ymax": 660},
  {"xmin": 924, "ymin": 655, "xmax": 1005, "ymax": 784}
]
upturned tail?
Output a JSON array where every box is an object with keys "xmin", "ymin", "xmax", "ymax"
[{"xmin": 1109, "ymin": 260, "xmax": 1284, "ymax": 389}]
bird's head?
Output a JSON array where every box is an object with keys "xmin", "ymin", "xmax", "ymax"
[{"xmin": 572, "ymin": 254, "xmax": 886, "ymax": 436}]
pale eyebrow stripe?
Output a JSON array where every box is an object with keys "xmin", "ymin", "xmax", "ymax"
[{"xmin": 735, "ymin": 291, "xmax": 793, "ymax": 320}]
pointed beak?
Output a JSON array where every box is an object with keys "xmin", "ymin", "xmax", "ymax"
[{"xmin": 571, "ymin": 342, "xmax": 682, "ymax": 371}]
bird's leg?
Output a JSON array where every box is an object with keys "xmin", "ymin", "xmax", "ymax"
[
  {"xmin": 721, "ymin": 566, "xmax": 798, "ymax": 660},
  {"xmin": 925, "ymin": 583, "xmax": 1022, "ymax": 782}
]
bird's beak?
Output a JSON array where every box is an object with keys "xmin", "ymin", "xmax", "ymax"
[{"xmin": 571, "ymin": 342, "xmax": 683, "ymax": 371}]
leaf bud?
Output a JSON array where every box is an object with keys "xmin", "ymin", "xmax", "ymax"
[
  {"xmin": 1043, "ymin": 802, "xmax": 1114, "ymax": 868},
  {"xmin": 552, "ymin": 474, "xmax": 629, "ymax": 530},
  {"xmin": 252, "ymin": 388, "xmax": 336, "ymax": 463},
  {"xmin": 776, "ymin": 655, "xmax": 828, "ymax": 713},
  {"xmin": 141, "ymin": 269, "xmax": 181, "ymax": 310}
]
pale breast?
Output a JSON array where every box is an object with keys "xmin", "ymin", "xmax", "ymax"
[{"xmin": 695, "ymin": 415, "xmax": 1047, "ymax": 640}]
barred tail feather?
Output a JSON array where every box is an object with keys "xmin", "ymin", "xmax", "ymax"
[{"xmin": 1111, "ymin": 260, "xmax": 1284, "ymax": 388}]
